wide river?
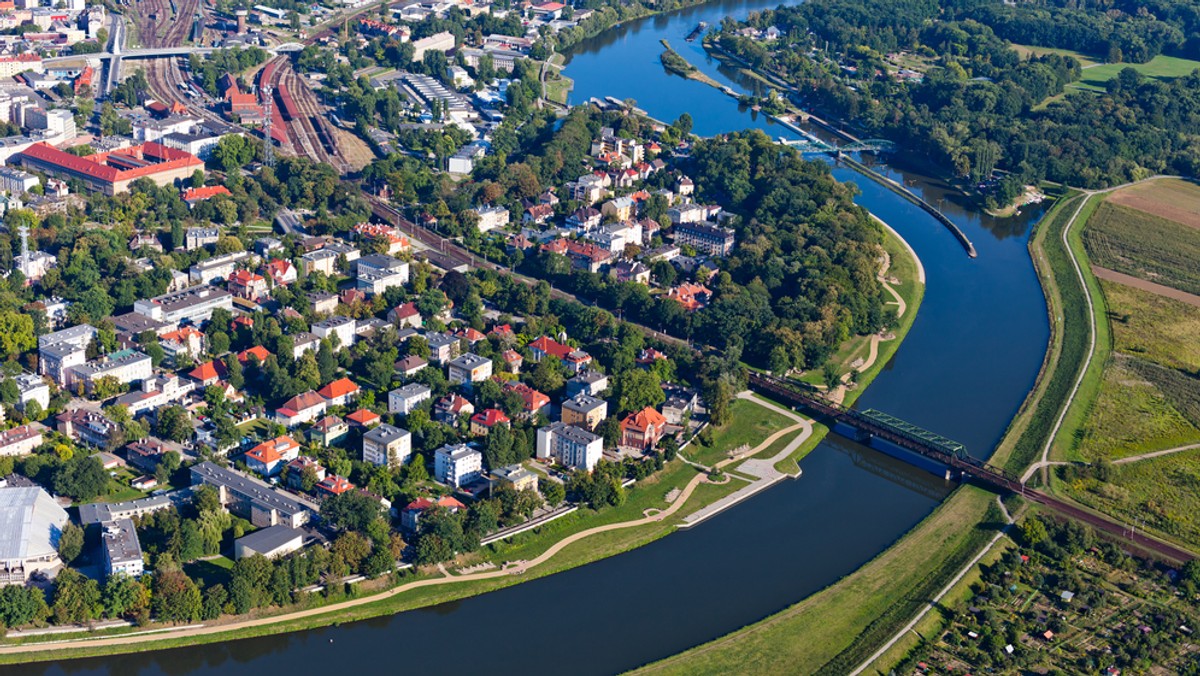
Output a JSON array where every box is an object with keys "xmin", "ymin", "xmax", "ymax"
[{"xmin": 19, "ymin": 2, "xmax": 1050, "ymax": 674}]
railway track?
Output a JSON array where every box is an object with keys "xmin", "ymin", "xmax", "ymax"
[
  {"xmin": 131, "ymin": 0, "xmax": 199, "ymax": 48},
  {"xmin": 258, "ymin": 56, "xmax": 352, "ymax": 172}
]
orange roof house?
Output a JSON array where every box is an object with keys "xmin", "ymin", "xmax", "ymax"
[
  {"xmin": 316, "ymin": 474, "xmax": 355, "ymax": 497},
  {"xmin": 237, "ymin": 346, "xmax": 271, "ymax": 365},
  {"xmin": 187, "ymin": 360, "xmax": 228, "ymax": 386},
  {"xmin": 317, "ymin": 377, "xmax": 360, "ymax": 406},
  {"xmin": 667, "ymin": 283, "xmax": 712, "ymax": 311},
  {"xmin": 470, "ymin": 408, "xmax": 511, "ymax": 435},
  {"xmin": 276, "ymin": 390, "xmax": 328, "ymax": 427},
  {"xmin": 346, "ymin": 408, "xmax": 380, "ymax": 428},
  {"xmin": 244, "ymin": 435, "xmax": 300, "ymax": 476},
  {"xmin": 502, "ymin": 382, "xmax": 550, "ymax": 416},
  {"xmin": 620, "ymin": 407, "xmax": 668, "ymax": 450}
]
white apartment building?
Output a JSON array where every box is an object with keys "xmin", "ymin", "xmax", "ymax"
[
  {"xmin": 472, "ymin": 205, "xmax": 510, "ymax": 232},
  {"xmin": 536, "ymin": 421, "xmax": 604, "ymax": 472},
  {"xmin": 312, "ymin": 316, "xmax": 357, "ymax": 349},
  {"xmin": 362, "ymin": 424, "xmax": 412, "ymax": 469},
  {"xmin": 389, "ymin": 383, "xmax": 432, "ymax": 415},
  {"xmin": 134, "ymin": 286, "xmax": 234, "ymax": 327},
  {"xmin": 446, "ymin": 353, "xmax": 492, "ymax": 385},
  {"xmin": 434, "ymin": 443, "xmax": 482, "ymax": 488}
]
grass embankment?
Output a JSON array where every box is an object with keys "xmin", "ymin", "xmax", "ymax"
[
  {"xmin": 990, "ymin": 191, "xmax": 1089, "ymax": 473},
  {"xmin": 634, "ymin": 486, "xmax": 1001, "ymax": 675},
  {"xmin": 684, "ymin": 397, "xmax": 792, "ymax": 468}
]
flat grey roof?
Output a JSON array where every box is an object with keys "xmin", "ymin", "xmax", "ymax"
[{"xmin": 236, "ymin": 524, "xmax": 303, "ymax": 554}]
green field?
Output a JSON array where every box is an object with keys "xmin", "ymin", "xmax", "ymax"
[
  {"xmin": 1104, "ymin": 279, "xmax": 1200, "ymax": 374},
  {"xmin": 1077, "ymin": 54, "xmax": 1200, "ymax": 90},
  {"xmin": 1012, "ymin": 44, "xmax": 1098, "ymax": 68},
  {"xmin": 1083, "ymin": 201, "xmax": 1200, "ymax": 296}
]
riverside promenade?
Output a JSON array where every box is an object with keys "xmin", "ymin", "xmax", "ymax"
[{"xmin": 680, "ymin": 394, "xmax": 812, "ymax": 528}]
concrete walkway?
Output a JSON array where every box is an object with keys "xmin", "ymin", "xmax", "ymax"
[{"xmin": 681, "ymin": 394, "xmax": 813, "ymax": 529}]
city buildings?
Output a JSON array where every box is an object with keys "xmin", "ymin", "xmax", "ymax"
[
  {"xmin": 536, "ymin": 422, "xmax": 603, "ymax": 472},
  {"xmin": 0, "ymin": 485, "xmax": 69, "ymax": 585},
  {"xmin": 15, "ymin": 142, "xmax": 203, "ymax": 195},
  {"xmin": 100, "ymin": 519, "xmax": 144, "ymax": 578},
  {"xmin": 389, "ymin": 383, "xmax": 432, "ymax": 415},
  {"xmin": 190, "ymin": 461, "xmax": 318, "ymax": 529},
  {"xmin": 362, "ymin": 424, "xmax": 412, "ymax": 468},
  {"xmin": 434, "ymin": 443, "xmax": 483, "ymax": 488}
]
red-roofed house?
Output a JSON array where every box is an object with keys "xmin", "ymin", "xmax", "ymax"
[
  {"xmin": 620, "ymin": 407, "xmax": 667, "ymax": 450},
  {"xmin": 316, "ymin": 474, "xmax": 355, "ymax": 498},
  {"xmin": 502, "ymin": 382, "xmax": 550, "ymax": 417},
  {"xmin": 228, "ymin": 269, "xmax": 267, "ymax": 301},
  {"xmin": 470, "ymin": 408, "xmax": 511, "ymax": 436},
  {"xmin": 401, "ymin": 495, "xmax": 466, "ymax": 532},
  {"xmin": 668, "ymin": 283, "xmax": 712, "ymax": 311},
  {"xmin": 388, "ymin": 302, "xmax": 421, "ymax": 328},
  {"xmin": 188, "ymin": 360, "xmax": 228, "ymax": 387},
  {"xmin": 237, "ymin": 346, "xmax": 271, "ymax": 365},
  {"xmin": 264, "ymin": 259, "xmax": 297, "ymax": 286},
  {"xmin": 308, "ymin": 416, "xmax": 349, "ymax": 446},
  {"xmin": 489, "ymin": 324, "xmax": 516, "ymax": 342},
  {"xmin": 245, "ymin": 435, "xmax": 301, "ymax": 476},
  {"xmin": 433, "ymin": 394, "xmax": 474, "ymax": 425},
  {"xmin": 528, "ymin": 336, "xmax": 592, "ymax": 373},
  {"xmin": 502, "ymin": 349, "xmax": 523, "ymax": 374},
  {"xmin": 317, "ymin": 377, "xmax": 360, "ymax": 406},
  {"xmin": 182, "ymin": 185, "xmax": 232, "ymax": 205},
  {"xmin": 524, "ymin": 204, "xmax": 554, "ymax": 225},
  {"xmin": 159, "ymin": 326, "xmax": 205, "ymax": 364},
  {"xmin": 531, "ymin": 1, "xmax": 565, "ymax": 18},
  {"xmin": 276, "ymin": 390, "xmax": 328, "ymax": 427},
  {"xmin": 346, "ymin": 408, "xmax": 380, "ymax": 429}
]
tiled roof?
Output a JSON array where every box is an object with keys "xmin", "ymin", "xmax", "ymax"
[{"xmin": 318, "ymin": 377, "xmax": 359, "ymax": 400}]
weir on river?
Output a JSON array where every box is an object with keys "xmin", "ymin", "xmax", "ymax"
[{"xmin": 33, "ymin": 1, "xmax": 1051, "ymax": 674}]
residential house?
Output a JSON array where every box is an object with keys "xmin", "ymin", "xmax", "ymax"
[
  {"xmin": 291, "ymin": 332, "xmax": 321, "ymax": 359},
  {"xmin": 674, "ymin": 221, "xmax": 736, "ymax": 256},
  {"xmin": 491, "ymin": 464, "xmax": 538, "ymax": 493},
  {"xmin": 537, "ymin": 421, "xmax": 603, "ymax": 472},
  {"xmin": 362, "ymin": 424, "xmax": 412, "ymax": 468},
  {"xmin": 389, "ymin": 383, "xmax": 432, "ymax": 415},
  {"xmin": 316, "ymin": 474, "xmax": 355, "ymax": 498},
  {"xmin": 264, "ymin": 259, "xmax": 297, "ymax": 286},
  {"xmin": 317, "ymin": 377, "xmax": 360, "ymax": 407},
  {"xmin": 125, "ymin": 438, "xmax": 166, "ymax": 473},
  {"xmin": 566, "ymin": 370, "xmax": 609, "ymax": 398},
  {"xmin": 620, "ymin": 407, "xmax": 667, "ymax": 450},
  {"xmin": 472, "ymin": 205, "xmax": 510, "ymax": 232},
  {"xmin": 528, "ymin": 335, "xmax": 593, "ymax": 373},
  {"xmin": 185, "ymin": 227, "xmax": 219, "ymax": 250},
  {"xmin": 190, "ymin": 461, "xmax": 317, "ymax": 528},
  {"xmin": 158, "ymin": 326, "xmax": 205, "ymax": 365},
  {"xmin": 307, "ymin": 416, "xmax": 349, "ymax": 447},
  {"xmin": 245, "ymin": 435, "xmax": 301, "ymax": 476},
  {"xmin": 602, "ymin": 196, "xmax": 636, "ymax": 222},
  {"xmin": 100, "ymin": 519, "xmax": 144, "ymax": 579},
  {"xmin": 523, "ymin": 204, "xmax": 554, "ymax": 226},
  {"xmin": 354, "ymin": 253, "xmax": 409, "ymax": 295},
  {"xmin": 501, "ymin": 349, "xmax": 523, "ymax": 374},
  {"xmin": 275, "ymin": 391, "xmax": 328, "ymax": 427},
  {"xmin": 13, "ymin": 373, "xmax": 50, "ymax": 413},
  {"xmin": 0, "ymin": 424, "xmax": 44, "ymax": 458},
  {"xmin": 308, "ymin": 292, "xmax": 338, "ymax": 316},
  {"xmin": 668, "ymin": 283, "xmax": 713, "ymax": 311},
  {"xmin": 56, "ymin": 409, "xmax": 120, "ymax": 447},
  {"xmin": 284, "ymin": 456, "xmax": 326, "ymax": 491},
  {"xmin": 388, "ymin": 302, "xmax": 421, "ymax": 328},
  {"xmin": 502, "ymin": 382, "xmax": 550, "ymax": 418},
  {"xmin": 611, "ymin": 260, "xmax": 651, "ymax": 284},
  {"xmin": 433, "ymin": 394, "xmax": 474, "ymax": 425},
  {"xmin": 346, "ymin": 408, "xmax": 380, "ymax": 429},
  {"xmin": 434, "ymin": 443, "xmax": 483, "ymax": 488},
  {"xmin": 566, "ymin": 207, "xmax": 602, "ymax": 232},
  {"xmin": 395, "ymin": 354, "xmax": 428, "ymax": 377},
  {"xmin": 301, "ymin": 248, "xmax": 339, "ymax": 276},
  {"xmin": 187, "ymin": 360, "xmax": 228, "ymax": 387},
  {"xmin": 400, "ymin": 495, "xmax": 464, "ymax": 533},
  {"xmin": 470, "ymin": 408, "xmax": 511, "ymax": 436},
  {"xmin": 425, "ymin": 332, "xmax": 460, "ymax": 364}
]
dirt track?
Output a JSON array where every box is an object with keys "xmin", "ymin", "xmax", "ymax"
[{"xmin": 1092, "ymin": 265, "xmax": 1200, "ymax": 309}]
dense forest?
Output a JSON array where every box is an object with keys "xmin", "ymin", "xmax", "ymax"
[{"xmin": 718, "ymin": 0, "xmax": 1200, "ymax": 202}]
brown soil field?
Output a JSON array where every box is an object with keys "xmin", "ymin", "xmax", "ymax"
[
  {"xmin": 1093, "ymin": 265, "xmax": 1200, "ymax": 309},
  {"xmin": 1107, "ymin": 179, "xmax": 1200, "ymax": 229}
]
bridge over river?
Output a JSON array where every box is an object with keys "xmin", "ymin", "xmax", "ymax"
[{"xmin": 748, "ymin": 373, "xmax": 1196, "ymax": 564}]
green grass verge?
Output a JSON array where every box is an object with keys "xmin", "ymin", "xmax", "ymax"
[
  {"xmin": 632, "ymin": 486, "xmax": 1001, "ymax": 675},
  {"xmin": 684, "ymin": 397, "xmax": 793, "ymax": 467}
]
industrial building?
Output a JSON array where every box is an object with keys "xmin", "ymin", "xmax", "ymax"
[{"xmin": 15, "ymin": 141, "xmax": 204, "ymax": 195}]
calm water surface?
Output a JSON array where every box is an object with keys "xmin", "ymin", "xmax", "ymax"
[{"xmin": 16, "ymin": 2, "xmax": 1049, "ymax": 673}]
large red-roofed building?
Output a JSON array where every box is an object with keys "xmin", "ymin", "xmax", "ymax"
[{"xmin": 16, "ymin": 142, "xmax": 204, "ymax": 196}]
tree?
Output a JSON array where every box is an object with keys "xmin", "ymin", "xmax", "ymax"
[
  {"xmin": 201, "ymin": 584, "xmax": 227, "ymax": 620},
  {"xmin": 152, "ymin": 570, "xmax": 201, "ymax": 623},
  {"xmin": 1020, "ymin": 517, "xmax": 1049, "ymax": 547},
  {"xmin": 53, "ymin": 456, "xmax": 109, "ymax": 501},
  {"xmin": 0, "ymin": 311, "xmax": 35, "ymax": 360},
  {"xmin": 52, "ymin": 568, "xmax": 101, "ymax": 624},
  {"xmin": 540, "ymin": 478, "xmax": 565, "ymax": 506},
  {"xmin": 103, "ymin": 574, "xmax": 149, "ymax": 621},
  {"xmin": 616, "ymin": 369, "xmax": 664, "ymax": 414},
  {"xmin": 0, "ymin": 584, "xmax": 50, "ymax": 628},
  {"xmin": 331, "ymin": 531, "xmax": 371, "ymax": 572},
  {"xmin": 156, "ymin": 406, "xmax": 192, "ymax": 443},
  {"xmin": 530, "ymin": 358, "xmax": 565, "ymax": 394},
  {"xmin": 321, "ymin": 491, "xmax": 382, "ymax": 532},
  {"xmin": 58, "ymin": 522, "xmax": 84, "ymax": 564}
]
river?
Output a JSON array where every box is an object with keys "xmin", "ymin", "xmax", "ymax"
[{"xmin": 17, "ymin": 2, "xmax": 1049, "ymax": 674}]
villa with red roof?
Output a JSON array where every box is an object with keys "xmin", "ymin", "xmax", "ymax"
[
  {"xmin": 182, "ymin": 185, "xmax": 232, "ymax": 205},
  {"xmin": 346, "ymin": 408, "xmax": 380, "ymax": 428},
  {"xmin": 276, "ymin": 390, "xmax": 328, "ymax": 427},
  {"xmin": 316, "ymin": 474, "xmax": 354, "ymax": 498},
  {"xmin": 502, "ymin": 381, "xmax": 551, "ymax": 417},
  {"xmin": 245, "ymin": 435, "xmax": 301, "ymax": 476},
  {"xmin": 16, "ymin": 142, "xmax": 203, "ymax": 195},
  {"xmin": 668, "ymin": 283, "xmax": 713, "ymax": 312},
  {"xmin": 400, "ymin": 495, "xmax": 466, "ymax": 532},
  {"xmin": 620, "ymin": 407, "xmax": 668, "ymax": 450},
  {"xmin": 237, "ymin": 346, "xmax": 271, "ymax": 365},
  {"xmin": 317, "ymin": 377, "xmax": 360, "ymax": 406},
  {"xmin": 264, "ymin": 259, "xmax": 297, "ymax": 286},
  {"xmin": 228, "ymin": 269, "xmax": 267, "ymax": 301},
  {"xmin": 387, "ymin": 302, "xmax": 421, "ymax": 328},
  {"xmin": 187, "ymin": 360, "xmax": 228, "ymax": 387},
  {"xmin": 470, "ymin": 408, "xmax": 511, "ymax": 436},
  {"xmin": 528, "ymin": 336, "xmax": 593, "ymax": 373}
]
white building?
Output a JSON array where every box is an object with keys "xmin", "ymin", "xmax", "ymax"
[
  {"xmin": 0, "ymin": 486, "xmax": 68, "ymax": 585},
  {"xmin": 0, "ymin": 424, "xmax": 43, "ymax": 457},
  {"xmin": 100, "ymin": 519, "xmax": 144, "ymax": 578},
  {"xmin": 13, "ymin": 373, "xmax": 49, "ymax": 413},
  {"xmin": 434, "ymin": 443, "xmax": 482, "ymax": 488},
  {"xmin": 134, "ymin": 286, "xmax": 234, "ymax": 327},
  {"xmin": 536, "ymin": 421, "xmax": 603, "ymax": 472},
  {"xmin": 312, "ymin": 316, "xmax": 357, "ymax": 349},
  {"xmin": 37, "ymin": 324, "xmax": 95, "ymax": 387},
  {"xmin": 188, "ymin": 251, "xmax": 256, "ymax": 285},
  {"xmin": 472, "ymin": 205, "xmax": 510, "ymax": 232},
  {"xmin": 362, "ymin": 424, "xmax": 412, "ymax": 469},
  {"xmin": 411, "ymin": 31, "xmax": 455, "ymax": 60},
  {"xmin": 389, "ymin": 383, "xmax": 432, "ymax": 415},
  {"xmin": 354, "ymin": 254, "xmax": 409, "ymax": 296},
  {"xmin": 446, "ymin": 353, "xmax": 492, "ymax": 385},
  {"xmin": 71, "ymin": 349, "xmax": 153, "ymax": 392},
  {"xmin": 0, "ymin": 166, "xmax": 39, "ymax": 194}
]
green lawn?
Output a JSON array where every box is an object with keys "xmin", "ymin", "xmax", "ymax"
[
  {"xmin": 1076, "ymin": 54, "xmax": 1200, "ymax": 90},
  {"xmin": 185, "ymin": 556, "xmax": 236, "ymax": 588},
  {"xmin": 683, "ymin": 397, "xmax": 793, "ymax": 467},
  {"xmin": 1011, "ymin": 44, "xmax": 1098, "ymax": 68},
  {"xmin": 1103, "ymin": 279, "xmax": 1200, "ymax": 374}
]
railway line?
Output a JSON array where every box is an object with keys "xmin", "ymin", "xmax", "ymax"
[
  {"xmin": 127, "ymin": 0, "xmax": 199, "ymax": 48},
  {"xmin": 258, "ymin": 55, "xmax": 351, "ymax": 172}
]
